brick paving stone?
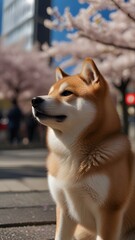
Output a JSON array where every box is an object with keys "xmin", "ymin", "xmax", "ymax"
[
  {"xmin": 0, "ymin": 179, "xmax": 30, "ymax": 192},
  {"xmin": 0, "ymin": 191, "xmax": 53, "ymax": 208},
  {"xmin": 22, "ymin": 178, "xmax": 48, "ymax": 191},
  {"xmin": 0, "ymin": 191, "xmax": 55, "ymax": 227},
  {"xmin": 0, "ymin": 224, "xmax": 55, "ymax": 240},
  {"xmin": 0, "ymin": 206, "xmax": 55, "ymax": 227},
  {"xmin": 0, "ymin": 178, "xmax": 48, "ymax": 192}
]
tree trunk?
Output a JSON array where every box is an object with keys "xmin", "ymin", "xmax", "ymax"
[
  {"xmin": 121, "ymin": 89, "xmax": 129, "ymax": 135},
  {"xmin": 113, "ymin": 77, "xmax": 130, "ymax": 135}
]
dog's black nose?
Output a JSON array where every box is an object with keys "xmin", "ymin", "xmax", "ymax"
[{"xmin": 32, "ymin": 97, "xmax": 44, "ymax": 107}]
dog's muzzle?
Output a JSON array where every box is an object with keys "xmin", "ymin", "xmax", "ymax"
[
  {"xmin": 31, "ymin": 97, "xmax": 67, "ymax": 122},
  {"xmin": 32, "ymin": 97, "xmax": 44, "ymax": 108}
]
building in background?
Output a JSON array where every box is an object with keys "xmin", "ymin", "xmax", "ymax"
[
  {"xmin": 2, "ymin": 0, "xmax": 50, "ymax": 49},
  {"xmin": 0, "ymin": 0, "xmax": 3, "ymax": 35}
]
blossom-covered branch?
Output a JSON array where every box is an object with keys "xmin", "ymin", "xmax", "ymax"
[
  {"xmin": 44, "ymin": 0, "xmax": 135, "ymax": 84},
  {"xmin": 111, "ymin": 0, "xmax": 135, "ymax": 22}
]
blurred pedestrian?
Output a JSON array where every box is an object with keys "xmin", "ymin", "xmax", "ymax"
[
  {"xmin": 26, "ymin": 113, "xmax": 38, "ymax": 143},
  {"xmin": 0, "ymin": 111, "xmax": 3, "ymax": 120},
  {"xmin": 7, "ymin": 99, "xmax": 23, "ymax": 144}
]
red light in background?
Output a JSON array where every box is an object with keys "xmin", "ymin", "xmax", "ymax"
[{"xmin": 125, "ymin": 93, "xmax": 135, "ymax": 105}]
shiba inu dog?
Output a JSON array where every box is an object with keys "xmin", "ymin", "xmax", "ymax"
[{"xmin": 32, "ymin": 58, "xmax": 135, "ymax": 240}]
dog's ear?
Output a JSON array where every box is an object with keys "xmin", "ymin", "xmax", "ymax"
[
  {"xmin": 80, "ymin": 58, "xmax": 100, "ymax": 85},
  {"xmin": 56, "ymin": 67, "xmax": 69, "ymax": 82}
]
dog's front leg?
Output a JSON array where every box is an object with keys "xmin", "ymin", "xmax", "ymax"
[
  {"xmin": 96, "ymin": 209, "xmax": 123, "ymax": 240},
  {"xmin": 55, "ymin": 206, "xmax": 77, "ymax": 240}
]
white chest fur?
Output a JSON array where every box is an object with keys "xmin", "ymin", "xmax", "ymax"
[
  {"xmin": 82, "ymin": 174, "xmax": 110, "ymax": 205},
  {"xmin": 48, "ymin": 173, "xmax": 110, "ymax": 229}
]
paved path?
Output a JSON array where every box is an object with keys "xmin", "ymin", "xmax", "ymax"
[
  {"xmin": 0, "ymin": 149, "xmax": 48, "ymax": 192},
  {"xmin": 0, "ymin": 149, "xmax": 56, "ymax": 239}
]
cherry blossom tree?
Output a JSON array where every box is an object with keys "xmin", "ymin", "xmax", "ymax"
[
  {"xmin": 44, "ymin": 0, "xmax": 135, "ymax": 134},
  {"xmin": 0, "ymin": 44, "xmax": 54, "ymax": 113}
]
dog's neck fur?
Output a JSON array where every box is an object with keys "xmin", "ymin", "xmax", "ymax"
[{"xmin": 80, "ymin": 93, "xmax": 121, "ymax": 146}]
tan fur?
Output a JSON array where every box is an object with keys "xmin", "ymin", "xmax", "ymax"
[{"xmin": 32, "ymin": 58, "xmax": 135, "ymax": 240}]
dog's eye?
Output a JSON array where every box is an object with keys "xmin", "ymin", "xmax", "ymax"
[{"xmin": 60, "ymin": 90, "xmax": 73, "ymax": 96}]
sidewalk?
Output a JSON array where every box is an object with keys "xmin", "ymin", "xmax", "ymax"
[
  {"xmin": 0, "ymin": 149, "xmax": 56, "ymax": 240},
  {"xmin": 0, "ymin": 149, "xmax": 48, "ymax": 192}
]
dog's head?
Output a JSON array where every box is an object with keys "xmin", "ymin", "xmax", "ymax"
[{"xmin": 32, "ymin": 58, "xmax": 108, "ymax": 133}]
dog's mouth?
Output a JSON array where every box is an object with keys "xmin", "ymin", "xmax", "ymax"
[{"xmin": 34, "ymin": 108, "xmax": 67, "ymax": 122}]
